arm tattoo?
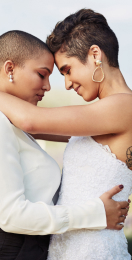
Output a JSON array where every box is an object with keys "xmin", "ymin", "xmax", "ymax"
[{"xmin": 126, "ymin": 146, "xmax": 132, "ymax": 168}]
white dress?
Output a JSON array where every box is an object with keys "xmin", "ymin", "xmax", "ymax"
[{"xmin": 47, "ymin": 136, "xmax": 132, "ymax": 260}]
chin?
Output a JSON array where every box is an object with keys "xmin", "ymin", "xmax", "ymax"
[
  {"xmin": 30, "ymin": 100, "xmax": 38, "ymax": 106},
  {"xmin": 83, "ymin": 92, "xmax": 98, "ymax": 102},
  {"xmin": 82, "ymin": 95, "xmax": 92, "ymax": 102}
]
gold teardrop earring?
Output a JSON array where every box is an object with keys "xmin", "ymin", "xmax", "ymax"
[{"xmin": 92, "ymin": 60, "xmax": 104, "ymax": 83}]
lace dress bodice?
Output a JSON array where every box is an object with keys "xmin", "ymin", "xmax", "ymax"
[{"xmin": 48, "ymin": 136, "xmax": 132, "ymax": 260}]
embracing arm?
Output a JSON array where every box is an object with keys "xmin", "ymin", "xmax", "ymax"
[{"xmin": 0, "ymin": 92, "xmax": 131, "ymax": 136}]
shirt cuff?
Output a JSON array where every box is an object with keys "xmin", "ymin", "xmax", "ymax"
[{"xmin": 67, "ymin": 198, "xmax": 107, "ymax": 231}]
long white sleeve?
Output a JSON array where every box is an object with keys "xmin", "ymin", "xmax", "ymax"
[{"xmin": 0, "ymin": 112, "xmax": 106, "ymax": 235}]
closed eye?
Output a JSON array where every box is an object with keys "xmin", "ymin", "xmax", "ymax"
[
  {"xmin": 38, "ymin": 73, "xmax": 44, "ymax": 79},
  {"xmin": 66, "ymin": 69, "xmax": 70, "ymax": 75}
]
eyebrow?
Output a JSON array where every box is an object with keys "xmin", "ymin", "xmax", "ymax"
[{"xmin": 40, "ymin": 67, "xmax": 51, "ymax": 74}]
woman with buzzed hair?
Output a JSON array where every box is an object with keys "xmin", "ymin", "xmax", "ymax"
[{"xmin": 0, "ymin": 29, "xmax": 126, "ymax": 260}]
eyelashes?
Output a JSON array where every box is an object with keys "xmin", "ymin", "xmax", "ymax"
[
  {"xmin": 60, "ymin": 68, "xmax": 71, "ymax": 76},
  {"xmin": 38, "ymin": 73, "xmax": 44, "ymax": 79},
  {"xmin": 66, "ymin": 68, "xmax": 70, "ymax": 75}
]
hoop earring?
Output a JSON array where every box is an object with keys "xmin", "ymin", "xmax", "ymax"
[
  {"xmin": 9, "ymin": 74, "xmax": 13, "ymax": 83},
  {"xmin": 92, "ymin": 60, "xmax": 104, "ymax": 83}
]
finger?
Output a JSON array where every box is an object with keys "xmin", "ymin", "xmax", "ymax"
[
  {"xmin": 115, "ymin": 224, "xmax": 124, "ymax": 230},
  {"xmin": 119, "ymin": 216, "xmax": 126, "ymax": 223},
  {"xmin": 121, "ymin": 208, "xmax": 129, "ymax": 216},
  {"xmin": 119, "ymin": 201, "xmax": 129, "ymax": 208},
  {"xmin": 106, "ymin": 185, "xmax": 124, "ymax": 199}
]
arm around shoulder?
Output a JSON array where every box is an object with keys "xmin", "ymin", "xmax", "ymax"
[{"xmin": 0, "ymin": 92, "xmax": 131, "ymax": 136}]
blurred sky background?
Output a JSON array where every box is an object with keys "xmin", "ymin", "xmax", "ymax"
[{"xmin": 0, "ymin": 0, "xmax": 132, "ymax": 90}]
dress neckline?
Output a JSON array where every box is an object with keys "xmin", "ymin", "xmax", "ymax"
[{"xmin": 89, "ymin": 136, "xmax": 128, "ymax": 168}]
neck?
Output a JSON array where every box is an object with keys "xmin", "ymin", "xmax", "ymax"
[{"xmin": 98, "ymin": 66, "xmax": 132, "ymax": 99}]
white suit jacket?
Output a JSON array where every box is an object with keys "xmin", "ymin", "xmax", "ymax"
[{"xmin": 0, "ymin": 112, "xmax": 106, "ymax": 235}]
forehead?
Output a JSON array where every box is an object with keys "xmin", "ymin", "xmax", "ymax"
[
  {"xmin": 55, "ymin": 51, "xmax": 69, "ymax": 69},
  {"xmin": 25, "ymin": 51, "xmax": 54, "ymax": 73},
  {"xmin": 55, "ymin": 50, "xmax": 84, "ymax": 72}
]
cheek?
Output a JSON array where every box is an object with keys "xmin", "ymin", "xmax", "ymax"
[
  {"xmin": 23, "ymin": 72, "xmax": 37, "ymax": 84},
  {"xmin": 20, "ymin": 73, "xmax": 41, "ymax": 91},
  {"xmin": 84, "ymin": 68, "xmax": 94, "ymax": 85},
  {"xmin": 15, "ymin": 71, "xmax": 32, "ymax": 90},
  {"xmin": 76, "ymin": 67, "xmax": 91, "ymax": 82}
]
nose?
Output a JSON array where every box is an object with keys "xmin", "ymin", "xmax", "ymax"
[
  {"xmin": 42, "ymin": 80, "xmax": 51, "ymax": 92},
  {"xmin": 65, "ymin": 76, "xmax": 73, "ymax": 90}
]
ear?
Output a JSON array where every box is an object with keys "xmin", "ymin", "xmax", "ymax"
[
  {"xmin": 4, "ymin": 60, "xmax": 15, "ymax": 77},
  {"xmin": 88, "ymin": 45, "xmax": 102, "ymax": 63}
]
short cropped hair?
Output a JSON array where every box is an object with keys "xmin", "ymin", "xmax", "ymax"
[
  {"xmin": 46, "ymin": 9, "xmax": 119, "ymax": 68},
  {"xmin": 0, "ymin": 30, "xmax": 50, "ymax": 67}
]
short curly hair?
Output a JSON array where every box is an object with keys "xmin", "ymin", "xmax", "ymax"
[
  {"xmin": 0, "ymin": 30, "xmax": 50, "ymax": 68},
  {"xmin": 46, "ymin": 9, "xmax": 119, "ymax": 68}
]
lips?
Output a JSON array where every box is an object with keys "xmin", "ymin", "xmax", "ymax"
[
  {"xmin": 74, "ymin": 86, "xmax": 80, "ymax": 94},
  {"xmin": 36, "ymin": 94, "xmax": 44, "ymax": 101}
]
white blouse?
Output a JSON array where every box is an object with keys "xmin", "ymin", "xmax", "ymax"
[{"xmin": 0, "ymin": 112, "xmax": 106, "ymax": 235}]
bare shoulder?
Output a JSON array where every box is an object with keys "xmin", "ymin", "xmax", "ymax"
[
  {"xmin": 107, "ymin": 93, "xmax": 132, "ymax": 116},
  {"xmin": 99, "ymin": 93, "xmax": 132, "ymax": 106},
  {"xmin": 110, "ymin": 93, "xmax": 132, "ymax": 103},
  {"xmin": 90, "ymin": 93, "xmax": 132, "ymax": 112},
  {"xmin": 83, "ymin": 93, "xmax": 132, "ymax": 134}
]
